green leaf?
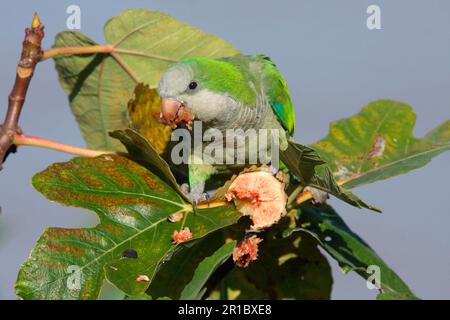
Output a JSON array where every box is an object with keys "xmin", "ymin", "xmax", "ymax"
[
  {"xmin": 209, "ymin": 230, "xmax": 333, "ymax": 300},
  {"xmin": 311, "ymin": 100, "xmax": 450, "ymax": 188},
  {"xmin": 53, "ymin": 9, "xmax": 240, "ymax": 151},
  {"xmin": 148, "ymin": 231, "xmax": 227, "ymax": 299},
  {"xmin": 110, "ymin": 128, "xmax": 187, "ymax": 201},
  {"xmin": 281, "ymin": 141, "xmax": 325, "ymax": 183},
  {"xmin": 376, "ymin": 292, "xmax": 418, "ymax": 300},
  {"xmin": 207, "ymin": 267, "xmax": 266, "ymax": 300},
  {"xmin": 281, "ymin": 141, "xmax": 380, "ymax": 212},
  {"xmin": 124, "ymin": 293, "xmax": 170, "ymax": 300},
  {"xmin": 125, "ymin": 293, "xmax": 152, "ymax": 300},
  {"xmin": 15, "ymin": 155, "xmax": 241, "ymax": 299},
  {"xmin": 180, "ymin": 241, "xmax": 236, "ymax": 300},
  {"xmin": 309, "ymin": 166, "xmax": 380, "ymax": 212},
  {"xmin": 296, "ymin": 206, "xmax": 417, "ymax": 298},
  {"xmin": 282, "ymin": 226, "xmax": 321, "ymax": 243}
]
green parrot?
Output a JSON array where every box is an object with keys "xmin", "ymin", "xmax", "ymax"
[
  {"xmin": 157, "ymin": 54, "xmax": 378, "ymax": 212},
  {"xmin": 158, "ymin": 55, "xmax": 294, "ymax": 202}
]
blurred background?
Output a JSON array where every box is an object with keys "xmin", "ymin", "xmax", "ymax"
[{"xmin": 0, "ymin": 0, "xmax": 449, "ymax": 299}]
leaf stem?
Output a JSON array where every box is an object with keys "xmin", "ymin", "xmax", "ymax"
[
  {"xmin": 110, "ymin": 52, "xmax": 139, "ymax": 83},
  {"xmin": 183, "ymin": 201, "xmax": 228, "ymax": 212},
  {"xmin": 196, "ymin": 201, "xmax": 227, "ymax": 209},
  {"xmin": 113, "ymin": 48, "xmax": 178, "ymax": 63},
  {"xmin": 14, "ymin": 134, "xmax": 113, "ymax": 158},
  {"xmin": 41, "ymin": 45, "xmax": 178, "ymax": 63},
  {"xmin": 41, "ymin": 45, "xmax": 114, "ymax": 60}
]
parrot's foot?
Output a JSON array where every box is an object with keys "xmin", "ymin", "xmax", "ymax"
[
  {"xmin": 274, "ymin": 170, "xmax": 290, "ymax": 187},
  {"xmin": 304, "ymin": 186, "xmax": 329, "ymax": 205},
  {"xmin": 180, "ymin": 183, "xmax": 190, "ymax": 195},
  {"xmin": 188, "ymin": 192, "xmax": 210, "ymax": 212},
  {"xmin": 270, "ymin": 165, "xmax": 290, "ymax": 188},
  {"xmin": 270, "ymin": 165, "xmax": 279, "ymax": 176},
  {"xmin": 181, "ymin": 183, "xmax": 210, "ymax": 212}
]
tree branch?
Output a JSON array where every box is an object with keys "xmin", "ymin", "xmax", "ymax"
[{"xmin": 0, "ymin": 14, "xmax": 44, "ymax": 170}]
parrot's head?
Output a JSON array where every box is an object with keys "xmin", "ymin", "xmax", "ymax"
[{"xmin": 158, "ymin": 57, "xmax": 255, "ymax": 129}]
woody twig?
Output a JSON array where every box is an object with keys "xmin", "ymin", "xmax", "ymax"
[{"xmin": 0, "ymin": 14, "xmax": 44, "ymax": 170}]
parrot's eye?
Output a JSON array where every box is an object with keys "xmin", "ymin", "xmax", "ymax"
[{"xmin": 188, "ymin": 81, "xmax": 198, "ymax": 90}]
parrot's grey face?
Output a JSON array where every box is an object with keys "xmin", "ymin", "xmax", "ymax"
[{"xmin": 158, "ymin": 64, "xmax": 237, "ymax": 129}]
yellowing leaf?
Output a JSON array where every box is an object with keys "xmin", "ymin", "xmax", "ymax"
[
  {"xmin": 127, "ymin": 84, "xmax": 171, "ymax": 155},
  {"xmin": 311, "ymin": 100, "xmax": 450, "ymax": 188}
]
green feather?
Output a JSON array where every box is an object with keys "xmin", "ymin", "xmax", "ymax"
[
  {"xmin": 177, "ymin": 55, "xmax": 296, "ymax": 134},
  {"xmin": 257, "ymin": 55, "xmax": 296, "ymax": 134},
  {"xmin": 219, "ymin": 55, "xmax": 296, "ymax": 134},
  {"xmin": 178, "ymin": 57, "xmax": 256, "ymax": 106},
  {"xmin": 172, "ymin": 55, "xmax": 297, "ymax": 201}
]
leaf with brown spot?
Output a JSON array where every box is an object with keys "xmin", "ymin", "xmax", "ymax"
[
  {"xmin": 110, "ymin": 128, "xmax": 188, "ymax": 201},
  {"xmin": 311, "ymin": 100, "xmax": 450, "ymax": 188},
  {"xmin": 15, "ymin": 155, "xmax": 241, "ymax": 299}
]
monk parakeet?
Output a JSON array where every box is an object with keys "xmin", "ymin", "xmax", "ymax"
[
  {"xmin": 157, "ymin": 54, "xmax": 377, "ymax": 212},
  {"xmin": 158, "ymin": 54, "xmax": 294, "ymax": 203}
]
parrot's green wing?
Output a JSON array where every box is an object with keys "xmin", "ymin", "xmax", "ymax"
[
  {"xmin": 219, "ymin": 55, "xmax": 295, "ymax": 135},
  {"xmin": 258, "ymin": 55, "xmax": 296, "ymax": 135}
]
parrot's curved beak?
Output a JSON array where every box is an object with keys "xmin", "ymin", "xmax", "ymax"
[
  {"xmin": 160, "ymin": 98, "xmax": 195, "ymax": 129},
  {"xmin": 161, "ymin": 98, "xmax": 182, "ymax": 123}
]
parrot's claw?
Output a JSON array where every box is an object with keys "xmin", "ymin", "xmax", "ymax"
[
  {"xmin": 181, "ymin": 183, "xmax": 210, "ymax": 213},
  {"xmin": 180, "ymin": 183, "xmax": 190, "ymax": 195},
  {"xmin": 201, "ymin": 193, "xmax": 211, "ymax": 208},
  {"xmin": 188, "ymin": 192, "xmax": 210, "ymax": 213},
  {"xmin": 304, "ymin": 186, "xmax": 329, "ymax": 205},
  {"xmin": 270, "ymin": 165, "xmax": 279, "ymax": 176}
]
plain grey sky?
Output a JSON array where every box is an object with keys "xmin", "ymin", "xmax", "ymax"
[{"xmin": 0, "ymin": 0, "xmax": 449, "ymax": 300}]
